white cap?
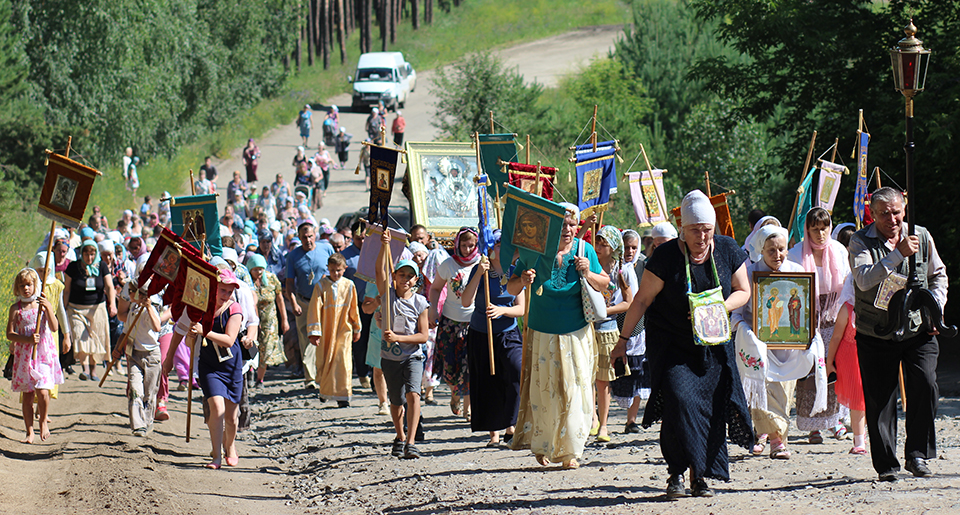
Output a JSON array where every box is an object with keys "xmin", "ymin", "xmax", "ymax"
[
  {"xmin": 650, "ymin": 222, "xmax": 678, "ymax": 240},
  {"xmin": 680, "ymin": 190, "xmax": 716, "ymax": 226}
]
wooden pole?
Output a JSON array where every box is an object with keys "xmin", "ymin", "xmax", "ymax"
[
  {"xmin": 829, "ymin": 137, "xmax": 839, "ymax": 163},
  {"xmin": 786, "ymin": 130, "xmax": 818, "ymax": 242},
  {"xmin": 489, "ymin": 111, "xmax": 494, "ymax": 134},
  {"xmin": 483, "ymin": 260, "xmax": 496, "ymax": 376},
  {"xmin": 190, "ymin": 169, "xmax": 196, "ymax": 195},
  {"xmin": 705, "ymin": 171, "xmax": 712, "ymax": 197},
  {"xmin": 591, "ymin": 105, "xmax": 598, "ymax": 153},
  {"xmin": 98, "ymin": 306, "xmax": 145, "ymax": 388},
  {"xmin": 381, "ymin": 223, "xmax": 393, "ymax": 334},
  {"xmin": 184, "ymin": 233, "xmax": 206, "ymax": 442},
  {"xmin": 525, "ymin": 135, "xmax": 530, "ymax": 165},
  {"xmin": 493, "ymin": 183, "xmax": 502, "ymax": 229}
]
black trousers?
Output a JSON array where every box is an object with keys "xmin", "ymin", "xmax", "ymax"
[
  {"xmin": 856, "ymin": 331, "xmax": 938, "ymax": 475},
  {"xmin": 353, "ymin": 310, "xmax": 373, "ymax": 379}
]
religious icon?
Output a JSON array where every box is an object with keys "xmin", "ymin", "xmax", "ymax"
[
  {"xmin": 152, "ymin": 245, "xmax": 181, "ymax": 282},
  {"xmin": 182, "ymin": 209, "xmax": 206, "ymax": 242},
  {"xmin": 50, "ymin": 175, "xmax": 79, "ymax": 211},
  {"xmin": 582, "ymin": 169, "xmax": 601, "ymax": 202},
  {"xmin": 511, "ymin": 206, "xmax": 548, "ymax": 254},
  {"xmin": 376, "ymin": 166, "xmax": 391, "ymax": 192},
  {"xmin": 751, "ymin": 271, "xmax": 816, "ymax": 349},
  {"xmin": 183, "ymin": 267, "xmax": 210, "ymax": 312}
]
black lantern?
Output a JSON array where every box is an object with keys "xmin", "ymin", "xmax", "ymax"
[{"xmin": 875, "ymin": 20, "xmax": 956, "ymax": 341}]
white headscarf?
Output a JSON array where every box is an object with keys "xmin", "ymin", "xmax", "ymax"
[
  {"xmin": 650, "ymin": 222, "xmax": 678, "ymax": 239},
  {"xmin": 680, "ymin": 190, "xmax": 715, "ymax": 226},
  {"xmin": 557, "ymin": 202, "xmax": 581, "ymax": 224},
  {"xmin": 747, "ymin": 224, "xmax": 788, "ymax": 264}
]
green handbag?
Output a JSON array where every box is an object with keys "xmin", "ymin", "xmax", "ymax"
[{"xmin": 684, "ymin": 243, "xmax": 731, "ymax": 346}]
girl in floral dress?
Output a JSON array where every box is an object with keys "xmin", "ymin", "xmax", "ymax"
[{"xmin": 6, "ymin": 268, "xmax": 63, "ymax": 443}]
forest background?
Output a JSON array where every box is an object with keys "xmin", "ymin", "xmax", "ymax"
[{"xmin": 0, "ymin": 0, "xmax": 957, "ymax": 349}]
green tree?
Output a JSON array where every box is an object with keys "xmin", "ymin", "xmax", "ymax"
[
  {"xmin": 690, "ymin": 0, "xmax": 960, "ymax": 319},
  {"xmin": 430, "ymin": 52, "xmax": 545, "ymax": 140}
]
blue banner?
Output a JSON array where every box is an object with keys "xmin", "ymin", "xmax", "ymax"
[
  {"xmin": 575, "ymin": 146, "xmax": 617, "ymax": 218},
  {"xmin": 477, "ymin": 173, "xmax": 496, "ymax": 255},
  {"xmin": 790, "ymin": 168, "xmax": 816, "ymax": 244},
  {"xmin": 854, "ymin": 131, "xmax": 870, "ymax": 224}
]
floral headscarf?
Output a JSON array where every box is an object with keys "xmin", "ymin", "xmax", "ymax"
[{"xmin": 597, "ymin": 225, "xmax": 623, "ymax": 263}]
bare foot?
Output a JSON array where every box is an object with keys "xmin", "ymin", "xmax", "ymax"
[
  {"xmin": 40, "ymin": 421, "xmax": 51, "ymax": 441},
  {"xmin": 20, "ymin": 430, "xmax": 34, "ymax": 444},
  {"xmin": 562, "ymin": 459, "xmax": 580, "ymax": 469},
  {"xmin": 536, "ymin": 454, "xmax": 549, "ymax": 466}
]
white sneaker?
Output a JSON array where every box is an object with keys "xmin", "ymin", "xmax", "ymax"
[{"xmin": 377, "ymin": 402, "xmax": 389, "ymax": 416}]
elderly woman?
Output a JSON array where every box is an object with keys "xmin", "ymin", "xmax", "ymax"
[
  {"xmin": 787, "ymin": 207, "xmax": 851, "ymax": 444},
  {"xmin": 612, "ymin": 190, "xmax": 752, "ymax": 498},
  {"xmin": 64, "ymin": 239, "xmax": 117, "ymax": 382},
  {"xmin": 508, "ymin": 203, "xmax": 608, "ymax": 469},
  {"xmin": 249, "ymin": 254, "xmax": 289, "ymax": 388},
  {"xmin": 611, "ymin": 228, "xmax": 649, "ymax": 433}
]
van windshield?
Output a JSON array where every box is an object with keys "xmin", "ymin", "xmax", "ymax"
[{"xmin": 356, "ymin": 68, "xmax": 396, "ymax": 82}]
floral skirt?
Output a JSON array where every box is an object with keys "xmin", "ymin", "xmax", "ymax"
[{"xmin": 434, "ymin": 316, "xmax": 471, "ymax": 397}]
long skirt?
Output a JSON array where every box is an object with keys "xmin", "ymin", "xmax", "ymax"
[
  {"xmin": 68, "ymin": 302, "xmax": 109, "ymax": 362},
  {"xmin": 467, "ymin": 327, "xmax": 522, "ymax": 432},
  {"xmin": 641, "ymin": 327, "xmax": 753, "ymax": 481},
  {"xmin": 750, "ymin": 380, "xmax": 795, "ymax": 438},
  {"xmin": 435, "ymin": 315, "xmax": 470, "ymax": 397},
  {"xmin": 511, "ymin": 325, "xmax": 595, "ymax": 463},
  {"xmin": 796, "ymin": 324, "xmax": 848, "ymax": 430}
]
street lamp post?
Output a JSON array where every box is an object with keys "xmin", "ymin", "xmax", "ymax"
[{"xmin": 876, "ymin": 20, "xmax": 956, "ymax": 340}]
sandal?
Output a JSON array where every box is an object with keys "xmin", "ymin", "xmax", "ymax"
[
  {"xmin": 562, "ymin": 459, "xmax": 580, "ymax": 469},
  {"xmin": 450, "ymin": 397, "xmax": 461, "ymax": 416},
  {"xmin": 808, "ymin": 431, "xmax": 823, "ymax": 444},
  {"xmin": 770, "ymin": 441, "xmax": 791, "ymax": 460},
  {"xmin": 535, "ymin": 454, "xmax": 549, "ymax": 466},
  {"xmin": 589, "ymin": 420, "xmax": 599, "ymax": 437},
  {"xmin": 752, "ymin": 434, "xmax": 768, "ymax": 455},
  {"xmin": 849, "ymin": 446, "xmax": 867, "ymax": 455},
  {"xmin": 833, "ymin": 426, "xmax": 849, "ymax": 440}
]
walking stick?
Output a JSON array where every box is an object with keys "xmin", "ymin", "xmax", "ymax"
[
  {"xmin": 185, "ymin": 333, "xmax": 201, "ymax": 443},
  {"xmin": 98, "ymin": 308, "xmax": 144, "ymax": 388}
]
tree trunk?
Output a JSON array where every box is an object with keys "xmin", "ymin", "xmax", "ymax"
[
  {"xmin": 345, "ymin": 0, "xmax": 353, "ymax": 34},
  {"xmin": 336, "ymin": 0, "xmax": 346, "ymax": 64},
  {"xmin": 390, "ymin": 0, "xmax": 398, "ymax": 44},
  {"xmin": 411, "ymin": 0, "xmax": 418, "ymax": 30},
  {"xmin": 425, "ymin": 0, "xmax": 432, "ymax": 25},
  {"xmin": 306, "ymin": 0, "xmax": 315, "ymax": 67},
  {"xmin": 380, "ymin": 0, "xmax": 387, "ymax": 51},
  {"xmin": 322, "ymin": 0, "xmax": 332, "ymax": 69}
]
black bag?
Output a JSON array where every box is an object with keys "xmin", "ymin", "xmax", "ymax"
[{"xmin": 239, "ymin": 328, "xmax": 258, "ymax": 361}]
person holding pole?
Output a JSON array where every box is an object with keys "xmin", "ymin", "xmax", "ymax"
[
  {"xmin": 376, "ymin": 229, "xmax": 429, "ymax": 459},
  {"xmin": 116, "ymin": 264, "xmax": 164, "ymax": 437},
  {"xmin": 849, "ymin": 187, "xmax": 948, "ymax": 481},
  {"xmin": 460, "ymin": 230, "xmax": 524, "ymax": 447},
  {"xmin": 164, "ymin": 268, "xmax": 245, "ymax": 469}
]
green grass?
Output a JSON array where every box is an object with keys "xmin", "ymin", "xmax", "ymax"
[{"xmin": 0, "ymin": 0, "xmax": 627, "ymax": 364}]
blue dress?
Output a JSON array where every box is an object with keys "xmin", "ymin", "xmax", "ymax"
[{"xmin": 198, "ymin": 303, "xmax": 243, "ymax": 404}]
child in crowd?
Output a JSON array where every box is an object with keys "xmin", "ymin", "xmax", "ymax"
[
  {"xmin": 139, "ymin": 195, "xmax": 153, "ymax": 223},
  {"xmin": 116, "ymin": 268, "xmax": 164, "ymax": 436},
  {"xmin": 308, "ymin": 253, "xmax": 361, "ymax": 407},
  {"xmin": 376, "ymin": 230, "xmax": 429, "ymax": 459},
  {"xmin": 6, "ymin": 268, "xmax": 62, "ymax": 443}
]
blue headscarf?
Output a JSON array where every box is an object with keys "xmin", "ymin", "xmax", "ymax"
[{"xmin": 80, "ymin": 239, "xmax": 101, "ymax": 277}]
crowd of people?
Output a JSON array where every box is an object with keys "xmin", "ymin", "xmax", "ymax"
[{"xmin": 6, "ymin": 143, "xmax": 948, "ymax": 493}]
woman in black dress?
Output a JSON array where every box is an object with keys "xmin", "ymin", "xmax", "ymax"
[
  {"xmin": 612, "ymin": 190, "xmax": 753, "ymax": 498},
  {"xmin": 460, "ymin": 231, "xmax": 525, "ymax": 446}
]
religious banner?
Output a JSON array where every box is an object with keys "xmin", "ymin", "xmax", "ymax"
[
  {"xmin": 573, "ymin": 140, "xmax": 618, "ymax": 194},
  {"xmin": 505, "ymin": 161, "xmax": 557, "ymax": 200},
  {"xmin": 369, "ymin": 145, "xmax": 402, "ymax": 227},
  {"xmin": 853, "ymin": 131, "xmax": 870, "ymax": 224},
  {"xmin": 790, "ymin": 169, "xmax": 816, "ymax": 244},
  {"xmin": 164, "ymin": 250, "xmax": 219, "ymax": 334},
  {"xmin": 38, "ymin": 151, "xmax": 101, "ymax": 228},
  {"xmin": 137, "ymin": 227, "xmax": 200, "ymax": 296},
  {"xmin": 575, "ymin": 146, "xmax": 617, "ymax": 218},
  {"xmin": 627, "ymin": 169, "xmax": 667, "ymax": 227},
  {"xmin": 355, "ymin": 225, "xmax": 409, "ymax": 284},
  {"xmin": 499, "ymin": 184, "xmax": 566, "ymax": 292},
  {"xmin": 169, "ymin": 194, "xmax": 222, "ymax": 257},
  {"xmin": 817, "ymin": 161, "xmax": 846, "ymax": 214},
  {"xmin": 477, "ymin": 134, "xmax": 518, "ymax": 196},
  {"xmin": 671, "ymin": 192, "xmax": 737, "ymax": 239},
  {"xmin": 476, "ymin": 173, "xmax": 497, "ymax": 255}
]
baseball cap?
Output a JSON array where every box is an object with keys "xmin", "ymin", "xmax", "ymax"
[
  {"xmin": 395, "ymin": 259, "xmax": 419, "ymax": 277},
  {"xmin": 218, "ymin": 267, "xmax": 240, "ymax": 287}
]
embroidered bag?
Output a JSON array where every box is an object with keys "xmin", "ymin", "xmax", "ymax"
[
  {"xmin": 684, "ymin": 242, "xmax": 731, "ymax": 346},
  {"xmin": 578, "ymin": 239, "xmax": 607, "ymax": 322}
]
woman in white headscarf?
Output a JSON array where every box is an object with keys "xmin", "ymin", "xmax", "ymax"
[{"xmin": 613, "ymin": 190, "xmax": 753, "ymax": 498}]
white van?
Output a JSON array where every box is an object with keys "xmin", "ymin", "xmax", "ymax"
[{"xmin": 350, "ymin": 52, "xmax": 417, "ymax": 111}]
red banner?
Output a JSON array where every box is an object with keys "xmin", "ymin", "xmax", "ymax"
[
  {"xmin": 671, "ymin": 192, "xmax": 736, "ymax": 239},
  {"xmin": 164, "ymin": 250, "xmax": 219, "ymax": 333},
  {"xmin": 138, "ymin": 227, "xmax": 200, "ymax": 296},
  {"xmin": 505, "ymin": 161, "xmax": 557, "ymax": 200},
  {"xmin": 38, "ymin": 152, "xmax": 100, "ymax": 228}
]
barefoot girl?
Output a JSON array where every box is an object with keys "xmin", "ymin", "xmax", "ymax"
[{"xmin": 6, "ymin": 268, "xmax": 63, "ymax": 443}]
